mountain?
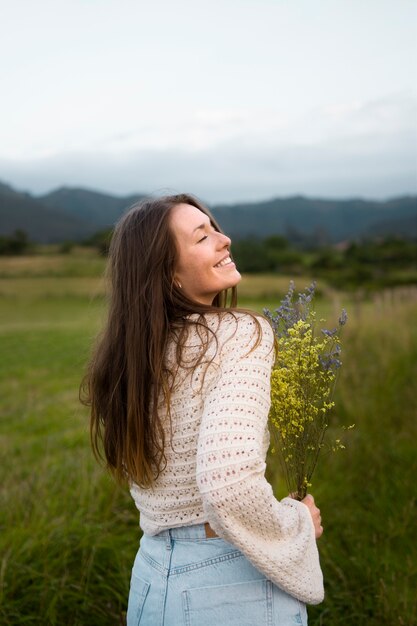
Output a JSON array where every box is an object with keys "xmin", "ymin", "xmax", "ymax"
[
  {"xmin": 40, "ymin": 187, "xmax": 145, "ymax": 229},
  {"xmin": 1, "ymin": 181, "xmax": 416, "ymax": 243},
  {"xmin": 367, "ymin": 213, "xmax": 417, "ymax": 238},
  {"xmin": 0, "ymin": 182, "xmax": 97, "ymax": 243},
  {"xmin": 212, "ymin": 195, "xmax": 417, "ymax": 242}
]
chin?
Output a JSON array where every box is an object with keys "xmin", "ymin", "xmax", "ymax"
[
  {"xmin": 231, "ymin": 269, "xmax": 242, "ymax": 285},
  {"xmin": 214, "ymin": 269, "xmax": 242, "ymax": 294},
  {"xmin": 224, "ymin": 275, "xmax": 241, "ymax": 290}
]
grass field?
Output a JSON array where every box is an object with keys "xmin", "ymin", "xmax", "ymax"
[{"xmin": 1, "ymin": 251, "xmax": 416, "ymax": 625}]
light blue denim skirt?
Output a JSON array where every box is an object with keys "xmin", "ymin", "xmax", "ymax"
[{"xmin": 127, "ymin": 523, "xmax": 308, "ymax": 626}]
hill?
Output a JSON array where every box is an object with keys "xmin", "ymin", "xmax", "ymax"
[
  {"xmin": 213, "ymin": 195, "xmax": 417, "ymax": 243},
  {"xmin": 40, "ymin": 187, "xmax": 145, "ymax": 228},
  {"xmin": 0, "ymin": 181, "xmax": 416, "ymax": 243},
  {"xmin": 0, "ymin": 182, "xmax": 96, "ymax": 243}
]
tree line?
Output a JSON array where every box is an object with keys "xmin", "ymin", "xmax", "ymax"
[
  {"xmin": 0, "ymin": 230, "xmax": 31, "ymax": 255},
  {"xmin": 1, "ymin": 228, "xmax": 416, "ymax": 291}
]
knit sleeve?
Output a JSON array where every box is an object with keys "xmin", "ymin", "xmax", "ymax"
[{"xmin": 196, "ymin": 313, "xmax": 324, "ymax": 605}]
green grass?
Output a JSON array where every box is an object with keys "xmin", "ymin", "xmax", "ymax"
[
  {"xmin": 301, "ymin": 299, "xmax": 417, "ymax": 625},
  {"xmin": 0, "ymin": 320, "xmax": 139, "ymax": 625},
  {"xmin": 0, "ymin": 248, "xmax": 106, "ymax": 278},
  {"xmin": 1, "ymin": 254, "xmax": 417, "ymax": 625}
]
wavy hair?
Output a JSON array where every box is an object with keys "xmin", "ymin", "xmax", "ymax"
[{"xmin": 80, "ymin": 193, "xmax": 243, "ymax": 487}]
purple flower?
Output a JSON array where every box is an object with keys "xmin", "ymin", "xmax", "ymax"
[
  {"xmin": 321, "ymin": 328, "xmax": 338, "ymax": 338},
  {"xmin": 339, "ymin": 309, "xmax": 348, "ymax": 326},
  {"xmin": 264, "ymin": 282, "xmax": 318, "ymax": 338}
]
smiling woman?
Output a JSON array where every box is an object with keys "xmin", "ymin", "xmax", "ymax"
[
  {"xmin": 81, "ymin": 193, "xmax": 323, "ymax": 626},
  {"xmin": 171, "ymin": 202, "xmax": 241, "ymax": 305}
]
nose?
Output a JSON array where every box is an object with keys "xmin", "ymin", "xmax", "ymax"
[{"xmin": 218, "ymin": 231, "xmax": 231, "ymax": 247}]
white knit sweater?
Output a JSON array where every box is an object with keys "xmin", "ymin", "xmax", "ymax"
[{"xmin": 130, "ymin": 312, "xmax": 324, "ymax": 605}]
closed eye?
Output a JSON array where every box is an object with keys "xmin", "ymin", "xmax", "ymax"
[{"xmin": 197, "ymin": 235, "xmax": 208, "ymax": 243}]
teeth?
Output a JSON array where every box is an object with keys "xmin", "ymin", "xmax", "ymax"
[{"xmin": 215, "ymin": 256, "xmax": 232, "ymax": 268}]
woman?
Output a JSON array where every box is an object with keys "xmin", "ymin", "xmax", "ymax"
[{"xmin": 83, "ymin": 193, "xmax": 324, "ymax": 626}]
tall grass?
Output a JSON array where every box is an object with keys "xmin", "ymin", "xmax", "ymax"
[
  {"xmin": 294, "ymin": 294, "xmax": 417, "ymax": 625},
  {"xmin": 0, "ymin": 261, "xmax": 416, "ymax": 625}
]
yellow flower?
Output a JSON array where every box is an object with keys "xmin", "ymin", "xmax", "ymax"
[{"xmin": 265, "ymin": 282, "xmax": 350, "ymax": 499}]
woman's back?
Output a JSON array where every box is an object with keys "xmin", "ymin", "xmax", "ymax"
[
  {"xmin": 130, "ymin": 311, "xmax": 323, "ymax": 605},
  {"xmin": 130, "ymin": 312, "xmax": 271, "ymax": 535}
]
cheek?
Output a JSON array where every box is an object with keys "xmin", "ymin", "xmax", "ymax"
[
  {"xmin": 184, "ymin": 250, "xmax": 210, "ymax": 274},
  {"xmin": 189, "ymin": 262, "xmax": 213, "ymax": 285},
  {"xmin": 179, "ymin": 258, "xmax": 213, "ymax": 290},
  {"xmin": 178, "ymin": 253, "xmax": 214, "ymax": 288}
]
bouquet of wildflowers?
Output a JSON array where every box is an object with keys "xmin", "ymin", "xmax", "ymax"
[{"xmin": 264, "ymin": 282, "xmax": 348, "ymax": 501}]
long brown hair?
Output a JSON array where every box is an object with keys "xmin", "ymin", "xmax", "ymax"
[{"xmin": 81, "ymin": 193, "xmax": 240, "ymax": 487}]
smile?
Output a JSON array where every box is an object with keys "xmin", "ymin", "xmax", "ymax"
[{"xmin": 214, "ymin": 255, "xmax": 234, "ymax": 268}]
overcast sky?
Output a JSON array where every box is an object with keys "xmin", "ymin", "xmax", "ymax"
[{"xmin": 1, "ymin": 0, "xmax": 416, "ymax": 203}]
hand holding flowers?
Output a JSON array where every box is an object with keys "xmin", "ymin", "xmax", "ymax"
[{"xmin": 301, "ymin": 494, "xmax": 323, "ymax": 539}]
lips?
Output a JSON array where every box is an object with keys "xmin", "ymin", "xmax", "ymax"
[{"xmin": 214, "ymin": 255, "xmax": 233, "ymax": 268}]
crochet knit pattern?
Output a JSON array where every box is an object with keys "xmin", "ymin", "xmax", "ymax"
[{"xmin": 130, "ymin": 312, "xmax": 324, "ymax": 605}]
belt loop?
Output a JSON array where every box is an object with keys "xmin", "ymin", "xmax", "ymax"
[
  {"xmin": 204, "ymin": 522, "xmax": 218, "ymax": 538},
  {"xmin": 166, "ymin": 529, "xmax": 173, "ymax": 550}
]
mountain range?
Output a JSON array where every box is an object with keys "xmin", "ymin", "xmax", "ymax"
[{"xmin": 0, "ymin": 181, "xmax": 416, "ymax": 244}]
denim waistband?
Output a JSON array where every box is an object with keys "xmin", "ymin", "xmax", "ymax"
[{"xmin": 149, "ymin": 523, "xmax": 209, "ymax": 541}]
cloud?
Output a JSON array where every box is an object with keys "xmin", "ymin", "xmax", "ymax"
[{"xmin": 1, "ymin": 93, "xmax": 415, "ymax": 203}]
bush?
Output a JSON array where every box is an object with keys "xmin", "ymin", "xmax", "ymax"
[{"xmin": 0, "ymin": 230, "xmax": 31, "ymax": 255}]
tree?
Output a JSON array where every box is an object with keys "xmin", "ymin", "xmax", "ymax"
[{"xmin": 0, "ymin": 230, "xmax": 31, "ymax": 255}]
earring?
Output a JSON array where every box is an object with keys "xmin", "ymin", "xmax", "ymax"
[{"xmin": 176, "ymin": 281, "xmax": 182, "ymax": 289}]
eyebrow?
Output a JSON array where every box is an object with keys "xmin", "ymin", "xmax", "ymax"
[{"xmin": 192, "ymin": 219, "xmax": 213, "ymax": 234}]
